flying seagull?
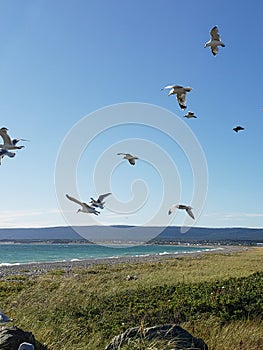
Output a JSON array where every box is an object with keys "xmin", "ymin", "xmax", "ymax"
[
  {"xmin": 0, "ymin": 148, "xmax": 16, "ymax": 166},
  {"xmin": 66, "ymin": 194, "xmax": 100, "ymax": 215},
  {"xmin": 0, "ymin": 309, "xmax": 13, "ymax": 323},
  {"xmin": 0, "ymin": 127, "xmax": 28, "ymax": 150},
  {"xmin": 90, "ymin": 193, "xmax": 111, "ymax": 209},
  {"xmin": 168, "ymin": 204, "xmax": 195, "ymax": 220},
  {"xmin": 117, "ymin": 153, "xmax": 138, "ymax": 165},
  {"xmin": 184, "ymin": 111, "xmax": 197, "ymax": 119},
  {"xmin": 204, "ymin": 26, "xmax": 225, "ymax": 56},
  {"xmin": 161, "ymin": 85, "xmax": 192, "ymax": 110},
  {"xmin": 233, "ymin": 126, "xmax": 245, "ymax": 133}
]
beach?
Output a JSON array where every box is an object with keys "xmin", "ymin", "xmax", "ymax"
[{"xmin": 0, "ymin": 245, "xmax": 247, "ymax": 278}]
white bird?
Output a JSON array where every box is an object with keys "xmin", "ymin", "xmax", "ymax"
[
  {"xmin": 66, "ymin": 194, "xmax": 100, "ymax": 215},
  {"xmin": 204, "ymin": 26, "xmax": 225, "ymax": 56},
  {"xmin": 161, "ymin": 85, "xmax": 192, "ymax": 110},
  {"xmin": 168, "ymin": 204, "xmax": 195, "ymax": 220},
  {"xmin": 184, "ymin": 111, "xmax": 197, "ymax": 119},
  {"xmin": 0, "ymin": 148, "xmax": 16, "ymax": 166},
  {"xmin": 117, "ymin": 153, "xmax": 138, "ymax": 165},
  {"xmin": 0, "ymin": 309, "xmax": 13, "ymax": 323},
  {"xmin": 90, "ymin": 193, "xmax": 111, "ymax": 209},
  {"xmin": 0, "ymin": 127, "xmax": 28, "ymax": 150}
]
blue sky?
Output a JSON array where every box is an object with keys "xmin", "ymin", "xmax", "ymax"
[{"xmin": 0, "ymin": 0, "xmax": 263, "ymax": 230}]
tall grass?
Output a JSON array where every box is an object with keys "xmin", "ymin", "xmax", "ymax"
[{"xmin": 0, "ymin": 248, "xmax": 262, "ymax": 350}]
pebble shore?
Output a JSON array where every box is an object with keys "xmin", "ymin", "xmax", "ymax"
[{"xmin": 0, "ymin": 245, "xmax": 247, "ymax": 278}]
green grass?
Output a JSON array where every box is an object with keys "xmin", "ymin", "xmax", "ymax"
[{"xmin": 0, "ymin": 248, "xmax": 262, "ymax": 350}]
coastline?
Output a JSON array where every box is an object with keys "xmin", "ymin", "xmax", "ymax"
[{"xmin": 0, "ymin": 245, "xmax": 248, "ymax": 278}]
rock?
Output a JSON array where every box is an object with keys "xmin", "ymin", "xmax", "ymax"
[
  {"xmin": 104, "ymin": 324, "xmax": 208, "ymax": 350},
  {"xmin": 125, "ymin": 275, "xmax": 138, "ymax": 281},
  {"xmin": 0, "ymin": 327, "xmax": 48, "ymax": 350}
]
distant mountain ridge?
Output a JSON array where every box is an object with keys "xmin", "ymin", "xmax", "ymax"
[
  {"xmin": 0, "ymin": 226, "xmax": 262, "ymax": 243},
  {"xmin": 0, "ymin": 226, "xmax": 84, "ymax": 241}
]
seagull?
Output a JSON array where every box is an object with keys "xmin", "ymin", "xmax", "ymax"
[
  {"xmin": 66, "ymin": 194, "xmax": 100, "ymax": 215},
  {"xmin": 161, "ymin": 85, "xmax": 192, "ymax": 110},
  {"xmin": 0, "ymin": 309, "xmax": 13, "ymax": 323},
  {"xmin": 0, "ymin": 148, "xmax": 16, "ymax": 166},
  {"xmin": 204, "ymin": 26, "xmax": 225, "ymax": 56},
  {"xmin": 233, "ymin": 126, "xmax": 245, "ymax": 133},
  {"xmin": 184, "ymin": 111, "xmax": 197, "ymax": 119},
  {"xmin": 0, "ymin": 127, "xmax": 28, "ymax": 150},
  {"xmin": 168, "ymin": 204, "xmax": 195, "ymax": 220},
  {"xmin": 117, "ymin": 153, "xmax": 138, "ymax": 165},
  {"xmin": 90, "ymin": 193, "xmax": 111, "ymax": 209}
]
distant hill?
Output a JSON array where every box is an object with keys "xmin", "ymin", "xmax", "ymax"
[
  {"xmin": 0, "ymin": 225, "xmax": 262, "ymax": 244},
  {"xmin": 151, "ymin": 226, "xmax": 263, "ymax": 244},
  {"xmin": 0, "ymin": 226, "xmax": 87, "ymax": 242}
]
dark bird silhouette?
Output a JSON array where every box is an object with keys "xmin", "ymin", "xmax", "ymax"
[
  {"xmin": 184, "ymin": 111, "xmax": 197, "ymax": 119},
  {"xmin": 233, "ymin": 126, "xmax": 244, "ymax": 133}
]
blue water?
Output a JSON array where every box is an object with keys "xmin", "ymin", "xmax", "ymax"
[{"xmin": 0, "ymin": 243, "xmax": 218, "ymax": 266}]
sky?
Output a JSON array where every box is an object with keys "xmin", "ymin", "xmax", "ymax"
[{"xmin": 1, "ymin": 0, "xmax": 263, "ymax": 230}]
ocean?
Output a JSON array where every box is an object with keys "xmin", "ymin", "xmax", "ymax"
[{"xmin": 0, "ymin": 243, "xmax": 220, "ymax": 266}]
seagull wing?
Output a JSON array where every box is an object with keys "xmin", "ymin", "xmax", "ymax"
[
  {"xmin": 117, "ymin": 153, "xmax": 127, "ymax": 156},
  {"xmin": 98, "ymin": 193, "xmax": 112, "ymax": 202},
  {"xmin": 66, "ymin": 194, "xmax": 85, "ymax": 207},
  {"xmin": 128, "ymin": 158, "xmax": 136, "ymax": 165},
  {"xmin": 82, "ymin": 202, "xmax": 95, "ymax": 210},
  {"xmin": 161, "ymin": 85, "xmax": 176, "ymax": 90},
  {"xmin": 210, "ymin": 26, "xmax": 220, "ymax": 41},
  {"xmin": 177, "ymin": 92, "xmax": 187, "ymax": 109},
  {"xmin": 186, "ymin": 207, "xmax": 195, "ymax": 219},
  {"xmin": 168, "ymin": 204, "xmax": 177, "ymax": 215},
  {"xmin": 12, "ymin": 138, "xmax": 30, "ymax": 145},
  {"xmin": 0, "ymin": 129, "xmax": 12, "ymax": 145}
]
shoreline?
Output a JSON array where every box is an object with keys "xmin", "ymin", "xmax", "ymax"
[{"xmin": 0, "ymin": 245, "xmax": 248, "ymax": 278}]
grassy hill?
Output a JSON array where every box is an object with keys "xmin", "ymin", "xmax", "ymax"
[{"xmin": 1, "ymin": 248, "xmax": 262, "ymax": 350}]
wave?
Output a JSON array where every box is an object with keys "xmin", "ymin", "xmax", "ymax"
[{"xmin": 0, "ymin": 262, "xmax": 21, "ymax": 267}]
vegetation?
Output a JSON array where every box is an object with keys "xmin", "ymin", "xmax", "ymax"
[{"xmin": 0, "ymin": 248, "xmax": 262, "ymax": 350}]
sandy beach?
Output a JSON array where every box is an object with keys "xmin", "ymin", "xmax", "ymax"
[{"xmin": 0, "ymin": 245, "xmax": 247, "ymax": 278}]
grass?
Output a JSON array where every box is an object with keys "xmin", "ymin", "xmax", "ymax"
[{"xmin": 0, "ymin": 247, "xmax": 262, "ymax": 350}]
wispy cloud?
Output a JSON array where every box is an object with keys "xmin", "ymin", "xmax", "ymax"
[{"xmin": 0, "ymin": 209, "xmax": 65, "ymax": 228}]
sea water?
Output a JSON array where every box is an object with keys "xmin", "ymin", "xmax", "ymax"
[{"xmin": 0, "ymin": 243, "xmax": 219, "ymax": 266}]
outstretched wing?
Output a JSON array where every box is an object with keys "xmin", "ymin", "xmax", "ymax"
[
  {"xmin": 161, "ymin": 85, "xmax": 175, "ymax": 90},
  {"xmin": 0, "ymin": 128, "xmax": 12, "ymax": 145},
  {"xmin": 186, "ymin": 207, "xmax": 195, "ymax": 219},
  {"xmin": 98, "ymin": 192, "xmax": 112, "ymax": 202},
  {"xmin": 177, "ymin": 92, "xmax": 187, "ymax": 109},
  {"xmin": 66, "ymin": 194, "xmax": 84, "ymax": 206},
  {"xmin": 210, "ymin": 26, "xmax": 220, "ymax": 41},
  {"xmin": 168, "ymin": 204, "xmax": 177, "ymax": 215},
  {"xmin": 12, "ymin": 138, "xmax": 29, "ymax": 145}
]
